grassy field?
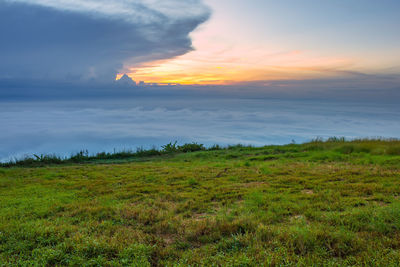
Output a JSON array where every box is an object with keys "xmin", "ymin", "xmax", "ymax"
[{"xmin": 1, "ymin": 139, "xmax": 400, "ymax": 266}]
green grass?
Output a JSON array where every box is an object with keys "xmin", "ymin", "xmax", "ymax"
[
  {"xmin": 1, "ymin": 139, "xmax": 400, "ymax": 266},
  {"xmin": 0, "ymin": 142, "xmax": 206, "ymax": 168}
]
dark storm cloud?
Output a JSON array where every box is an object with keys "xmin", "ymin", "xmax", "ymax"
[{"xmin": 0, "ymin": 0, "xmax": 210, "ymax": 82}]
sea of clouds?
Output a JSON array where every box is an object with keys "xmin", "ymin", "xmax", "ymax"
[{"xmin": 1, "ymin": 96, "xmax": 399, "ymax": 161}]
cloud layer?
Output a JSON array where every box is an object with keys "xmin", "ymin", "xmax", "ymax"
[
  {"xmin": 0, "ymin": 0, "xmax": 210, "ymax": 81},
  {"xmin": 1, "ymin": 98, "xmax": 400, "ymax": 161}
]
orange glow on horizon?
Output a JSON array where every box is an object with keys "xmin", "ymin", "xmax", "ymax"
[{"xmin": 117, "ymin": 49, "xmax": 354, "ymax": 85}]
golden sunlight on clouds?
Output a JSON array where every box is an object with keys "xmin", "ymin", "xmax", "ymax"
[
  {"xmin": 118, "ymin": 43, "xmax": 353, "ymax": 85},
  {"xmin": 117, "ymin": 2, "xmax": 355, "ymax": 85}
]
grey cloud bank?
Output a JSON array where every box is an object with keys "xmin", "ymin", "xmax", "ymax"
[
  {"xmin": 0, "ymin": 0, "xmax": 210, "ymax": 82},
  {"xmin": 1, "ymin": 76, "xmax": 400, "ymax": 103}
]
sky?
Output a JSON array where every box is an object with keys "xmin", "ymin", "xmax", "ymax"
[
  {"xmin": 1, "ymin": 0, "xmax": 399, "ymax": 85},
  {"xmin": 0, "ymin": 0, "xmax": 399, "ymax": 159},
  {"xmin": 122, "ymin": 0, "xmax": 400, "ymax": 84}
]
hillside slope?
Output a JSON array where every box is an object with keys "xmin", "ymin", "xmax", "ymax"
[{"xmin": 1, "ymin": 140, "xmax": 400, "ymax": 266}]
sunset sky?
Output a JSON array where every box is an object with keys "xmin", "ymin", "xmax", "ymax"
[
  {"xmin": 119, "ymin": 0, "xmax": 400, "ymax": 84},
  {"xmin": 1, "ymin": 0, "xmax": 399, "ymax": 86}
]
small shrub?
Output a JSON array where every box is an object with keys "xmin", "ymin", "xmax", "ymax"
[
  {"xmin": 327, "ymin": 137, "xmax": 346, "ymax": 142},
  {"xmin": 135, "ymin": 147, "xmax": 161, "ymax": 157},
  {"xmin": 209, "ymin": 144, "xmax": 222, "ymax": 150},
  {"xmin": 178, "ymin": 143, "xmax": 205, "ymax": 153},
  {"xmin": 70, "ymin": 150, "xmax": 90, "ymax": 162},
  {"xmin": 162, "ymin": 141, "xmax": 179, "ymax": 153}
]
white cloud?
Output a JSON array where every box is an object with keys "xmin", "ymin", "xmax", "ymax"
[{"xmin": 5, "ymin": 0, "xmax": 210, "ymax": 24}]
